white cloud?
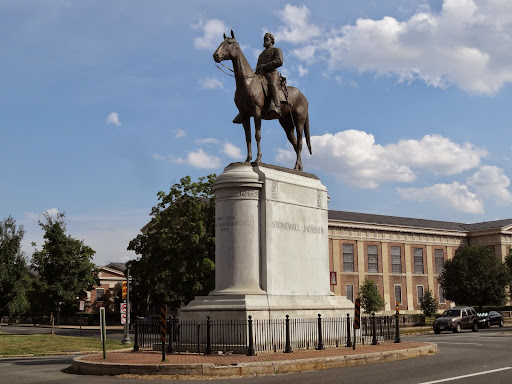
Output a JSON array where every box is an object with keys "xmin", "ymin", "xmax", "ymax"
[
  {"xmin": 274, "ymin": 4, "xmax": 321, "ymax": 44},
  {"xmin": 152, "ymin": 154, "xmax": 185, "ymax": 164},
  {"xmin": 398, "ymin": 182, "xmax": 484, "ymax": 214},
  {"xmin": 195, "ymin": 138, "xmax": 220, "ymax": 146},
  {"xmin": 466, "ymin": 165, "xmax": 512, "ymax": 205},
  {"xmin": 276, "ymin": 130, "xmax": 485, "ymax": 189},
  {"xmin": 187, "ymin": 149, "xmax": 221, "ymax": 169},
  {"xmin": 386, "ymin": 135, "xmax": 486, "ymax": 175},
  {"xmin": 286, "ymin": 0, "xmax": 512, "ymax": 94},
  {"xmin": 199, "ymin": 77, "xmax": 224, "ymax": 89},
  {"xmin": 173, "ymin": 129, "xmax": 186, "ymax": 138},
  {"xmin": 25, "ymin": 208, "xmax": 60, "ymax": 222},
  {"xmin": 298, "ymin": 64, "xmax": 308, "ymax": 77},
  {"xmin": 106, "ymin": 112, "xmax": 121, "ymax": 126},
  {"xmin": 222, "ymin": 142, "xmax": 242, "ymax": 159},
  {"xmin": 192, "ymin": 19, "xmax": 227, "ymax": 50}
]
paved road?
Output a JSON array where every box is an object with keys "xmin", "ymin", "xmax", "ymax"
[{"xmin": 1, "ymin": 327, "xmax": 511, "ymax": 384}]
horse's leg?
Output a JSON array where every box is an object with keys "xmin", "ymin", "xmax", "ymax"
[
  {"xmin": 254, "ymin": 116, "xmax": 262, "ymax": 163},
  {"xmin": 295, "ymin": 120, "xmax": 304, "ymax": 171},
  {"xmin": 242, "ymin": 116, "xmax": 252, "ymax": 162}
]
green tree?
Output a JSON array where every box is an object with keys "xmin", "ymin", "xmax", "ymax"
[
  {"xmin": 505, "ymin": 247, "xmax": 512, "ymax": 300},
  {"xmin": 420, "ymin": 287, "xmax": 438, "ymax": 325},
  {"xmin": 439, "ymin": 245, "xmax": 510, "ymax": 311},
  {"xmin": 359, "ymin": 279, "xmax": 386, "ymax": 314},
  {"xmin": 0, "ymin": 216, "xmax": 30, "ymax": 316},
  {"xmin": 128, "ymin": 175, "xmax": 216, "ymax": 312},
  {"xmin": 31, "ymin": 212, "xmax": 98, "ymax": 316}
]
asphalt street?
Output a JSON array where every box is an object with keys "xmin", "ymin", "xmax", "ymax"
[{"xmin": 1, "ymin": 327, "xmax": 511, "ymax": 384}]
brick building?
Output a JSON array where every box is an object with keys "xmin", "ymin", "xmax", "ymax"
[{"xmin": 327, "ymin": 211, "xmax": 512, "ymax": 314}]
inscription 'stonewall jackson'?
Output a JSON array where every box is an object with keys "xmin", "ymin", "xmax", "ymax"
[{"xmin": 271, "ymin": 221, "xmax": 325, "ymax": 234}]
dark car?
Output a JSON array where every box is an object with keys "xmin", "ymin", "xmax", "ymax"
[
  {"xmin": 478, "ymin": 311, "xmax": 504, "ymax": 328},
  {"xmin": 433, "ymin": 306, "xmax": 479, "ymax": 334}
]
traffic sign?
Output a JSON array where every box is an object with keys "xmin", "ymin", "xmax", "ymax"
[
  {"xmin": 121, "ymin": 313, "xmax": 126, "ymax": 325},
  {"xmin": 121, "ymin": 303, "xmax": 127, "ymax": 314},
  {"xmin": 79, "ymin": 300, "xmax": 85, "ymax": 311}
]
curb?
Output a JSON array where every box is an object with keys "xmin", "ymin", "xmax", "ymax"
[{"xmin": 72, "ymin": 343, "xmax": 438, "ymax": 377}]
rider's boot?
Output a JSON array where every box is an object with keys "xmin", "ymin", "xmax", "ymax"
[
  {"xmin": 267, "ymin": 84, "xmax": 281, "ymax": 118},
  {"xmin": 232, "ymin": 113, "xmax": 242, "ymax": 124}
]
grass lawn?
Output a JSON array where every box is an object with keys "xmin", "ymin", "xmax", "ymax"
[{"xmin": 0, "ymin": 334, "xmax": 130, "ymax": 356}]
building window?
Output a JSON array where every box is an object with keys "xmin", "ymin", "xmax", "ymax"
[
  {"xmin": 367, "ymin": 245, "xmax": 379, "ymax": 273},
  {"xmin": 343, "ymin": 243, "xmax": 354, "ymax": 272},
  {"xmin": 96, "ymin": 288, "xmax": 105, "ymax": 302},
  {"xmin": 413, "ymin": 247, "xmax": 424, "ymax": 274},
  {"xmin": 346, "ymin": 284, "xmax": 354, "ymax": 303},
  {"xmin": 391, "ymin": 246, "xmax": 402, "ymax": 273},
  {"xmin": 435, "ymin": 249, "xmax": 445, "ymax": 274},
  {"xmin": 394, "ymin": 285, "xmax": 402, "ymax": 305},
  {"xmin": 417, "ymin": 285, "xmax": 424, "ymax": 304},
  {"xmin": 439, "ymin": 286, "xmax": 446, "ymax": 304}
]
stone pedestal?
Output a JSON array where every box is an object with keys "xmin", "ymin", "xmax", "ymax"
[{"xmin": 179, "ymin": 162, "xmax": 353, "ymax": 321}]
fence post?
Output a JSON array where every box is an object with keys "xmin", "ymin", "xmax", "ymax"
[
  {"xmin": 346, "ymin": 313, "xmax": 352, "ymax": 347},
  {"xmin": 133, "ymin": 320, "xmax": 139, "ymax": 351},
  {"xmin": 160, "ymin": 306, "xmax": 167, "ymax": 362},
  {"xmin": 205, "ymin": 316, "xmax": 212, "ymax": 355},
  {"xmin": 247, "ymin": 315, "xmax": 256, "ymax": 356},
  {"xmin": 371, "ymin": 313, "xmax": 378, "ymax": 345},
  {"xmin": 316, "ymin": 314, "xmax": 324, "ymax": 350},
  {"xmin": 284, "ymin": 315, "xmax": 292, "ymax": 353},
  {"xmin": 395, "ymin": 312, "xmax": 401, "ymax": 343}
]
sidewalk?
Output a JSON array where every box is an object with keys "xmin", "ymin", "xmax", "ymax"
[{"xmin": 73, "ymin": 341, "xmax": 438, "ymax": 377}]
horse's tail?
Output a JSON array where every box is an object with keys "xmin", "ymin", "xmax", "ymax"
[{"xmin": 305, "ymin": 115, "xmax": 312, "ymax": 155}]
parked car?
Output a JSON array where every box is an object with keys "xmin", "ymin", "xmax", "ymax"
[
  {"xmin": 433, "ymin": 306, "xmax": 479, "ymax": 334},
  {"xmin": 477, "ymin": 311, "xmax": 504, "ymax": 328}
]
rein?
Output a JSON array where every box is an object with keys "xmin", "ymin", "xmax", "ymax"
[{"xmin": 216, "ymin": 63, "xmax": 258, "ymax": 79}]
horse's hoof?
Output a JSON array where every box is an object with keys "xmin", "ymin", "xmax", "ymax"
[{"xmin": 245, "ymin": 157, "xmax": 251, "ymax": 162}]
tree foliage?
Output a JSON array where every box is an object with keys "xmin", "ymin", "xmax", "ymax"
[
  {"xmin": 31, "ymin": 212, "xmax": 98, "ymax": 316},
  {"xmin": 439, "ymin": 245, "xmax": 510, "ymax": 311},
  {"xmin": 128, "ymin": 175, "xmax": 216, "ymax": 312},
  {"xmin": 0, "ymin": 216, "xmax": 30, "ymax": 316},
  {"xmin": 359, "ymin": 279, "xmax": 386, "ymax": 314},
  {"xmin": 420, "ymin": 287, "xmax": 438, "ymax": 323},
  {"xmin": 505, "ymin": 247, "xmax": 512, "ymax": 300}
]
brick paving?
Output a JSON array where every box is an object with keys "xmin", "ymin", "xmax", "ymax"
[{"xmin": 83, "ymin": 341, "xmax": 425, "ymax": 366}]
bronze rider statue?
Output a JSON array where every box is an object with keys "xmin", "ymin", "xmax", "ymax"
[{"xmin": 233, "ymin": 32, "xmax": 283, "ymax": 124}]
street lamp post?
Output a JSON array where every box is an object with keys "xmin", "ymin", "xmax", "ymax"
[{"xmin": 122, "ymin": 263, "xmax": 131, "ymax": 344}]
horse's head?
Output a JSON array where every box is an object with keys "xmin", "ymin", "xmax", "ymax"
[{"xmin": 213, "ymin": 30, "xmax": 239, "ymax": 63}]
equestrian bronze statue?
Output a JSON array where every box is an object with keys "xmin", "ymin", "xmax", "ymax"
[{"xmin": 213, "ymin": 30, "xmax": 311, "ymax": 171}]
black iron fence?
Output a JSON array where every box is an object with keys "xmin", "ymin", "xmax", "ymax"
[{"xmin": 133, "ymin": 314, "xmax": 400, "ymax": 355}]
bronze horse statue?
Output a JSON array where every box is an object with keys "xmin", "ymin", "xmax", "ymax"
[{"xmin": 213, "ymin": 31, "xmax": 311, "ymax": 171}]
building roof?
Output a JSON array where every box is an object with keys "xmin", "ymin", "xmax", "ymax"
[
  {"xmin": 461, "ymin": 219, "xmax": 512, "ymax": 231},
  {"xmin": 328, "ymin": 210, "xmax": 512, "ymax": 233},
  {"xmin": 105, "ymin": 262, "xmax": 127, "ymax": 272}
]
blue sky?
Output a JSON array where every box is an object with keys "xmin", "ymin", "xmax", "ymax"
[{"xmin": 2, "ymin": 0, "xmax": 511, "ymax": 266}]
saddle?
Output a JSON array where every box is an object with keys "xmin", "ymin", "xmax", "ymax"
[{"xmin": 260, "ymin": 74, "xmax": 289, "ymax": 107}]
